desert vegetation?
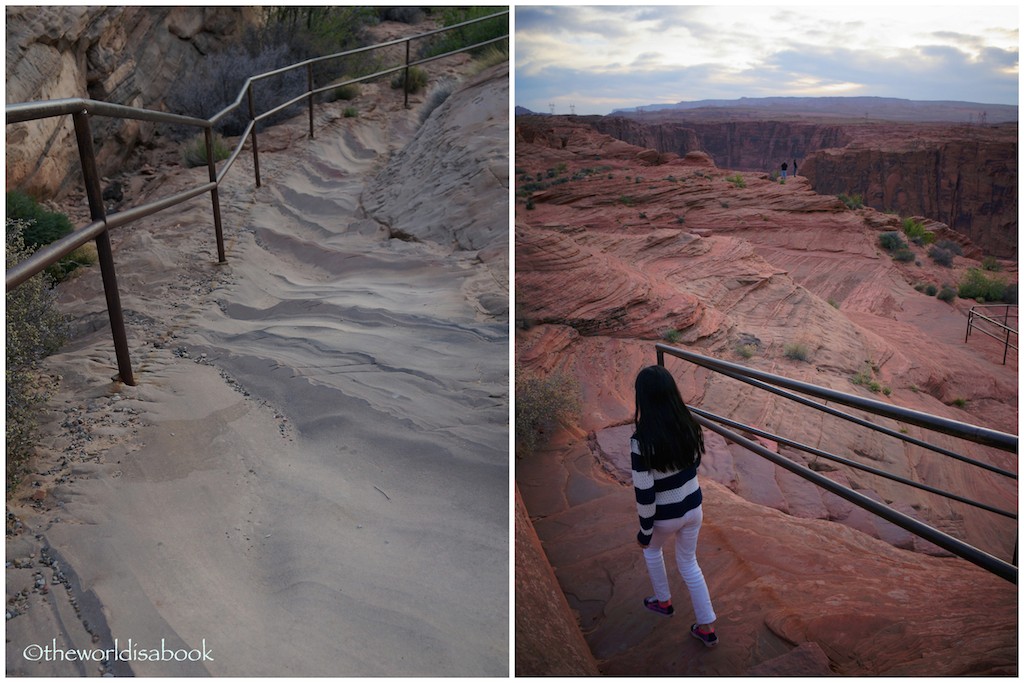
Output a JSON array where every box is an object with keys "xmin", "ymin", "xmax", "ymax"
[
  {"xmin": 182, "ymin": 133, "xmax": 232, "ymax": 168},
  {"xmin": 6, "ymin": 220, "xmax": 70, "ymax": 489},
  {"xmin": 6, "ymin": 191, "xmax": 96, "ymax": 281},
  {"xmin": 515, "ymin": 366, "xmax": 580, "ymax": 456},
  {"xmin": 838, "ymin": 193, "xmax": 864, "ymax": 209},
  {"xmin": 901, "ymin": 217, "xmax": 935, "ymax": 245}
]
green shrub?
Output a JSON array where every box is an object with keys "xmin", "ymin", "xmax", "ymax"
[
  {"xmin": 662, "ymin": 329, "xmax": 681, "ymax": 344},
  {"xmin": 5, "ymin": 191, "xmax": 93, "ymax": 281},
  {"xmin": 839, "ymin": 193, "xmax": 864, "ymax": 209},
  {"xmin": 6, "ymin": 222, "xmax": 70, "ymax": 489},
  {"xmin": 901, "ymin": 217, "xmax": 935, "ymax": 245},
  {"xmin": 183, "ymin": 133, "xmax": 231, "ymax": 168},
  {"xmin": 515, "ymin": 366, "xmax": 580, "ymax": 456},
  {"xmin": 422, "ymin": 7, "xmax": 508, "ymax": 59},
  {"xmin": 937, "ymin": 285, "xmax": 957, "ymax": 302},
  {"xmin": 982, "ymin": 256, "xmax": 1002, "ymax": 272},
  {"xmin": 391, "ymin": 66, "xmax": 428, "ymax": 93},
  {"xmin": 959, "ymin": 268, "xmax": 1012, "ymax": 302},
  {"xmin": 893, "ymin": 248, "xmax": 915, "ymax": 262},
  {"xmin": 525, "ymin": 197, "xmax": 535, "ymax": 210},
  {"xmin": 343, "ymin": 106, "xmax": 358, "ymax": 118},
  {"xmin": 928, "ymin": 245, "xmax": 954, "ymax": 267},
  {"xmin": 783, "ymin": 343, "xmax": 810, "ymax": 362},
  {"xmin": 925, "ymin": 283, "xmax": 938, "ymax": 296},
  {"xmin": 330, "ymin": 82, "xmax": 360, "ymax": 101},
  {"xmin": 879, "ymin": 231, "xmax": 907, "ymax": 252},
  {"xmin": 934, "ymin": 239, "xmax": 963, "ymax": 256},
  {"xmin": 952, "ymin": 397, "xmax": 967, "ymax": 408},
  {"xmin": 6, "ymin": 190, "xmax": 73, "ymax": 252},
  {"xmin": 725, "ymin": 174, "xmax": 746, "ymax": 188},
  {"xmin": 619, "ymin": 195, "xmax": 636, "ymax": 206}
]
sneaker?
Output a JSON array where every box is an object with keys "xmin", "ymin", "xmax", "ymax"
[
  {"xmin": 690, "ymin": 623, "xmax": 718, "ymax": 648},
  {"xmin": 643, "ymin": 596, "xmax": 674, "ymax": 616}
]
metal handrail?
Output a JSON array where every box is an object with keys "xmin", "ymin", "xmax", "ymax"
[
  {"xmin": 6, "ymin": 11, "xmax": 509, "ymax": 386},
  {"xmin": 655, "ymin": 344, "xmax": 1018, "ymax": 584},
  {"xmin": 966, "ymin": 304, "xmax": 1018, "ymax": 365}
]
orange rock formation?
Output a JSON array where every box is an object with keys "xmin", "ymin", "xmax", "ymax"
[{"xmin": 514, "ymin": 116, "xmax": 1017, "ymax": 675}]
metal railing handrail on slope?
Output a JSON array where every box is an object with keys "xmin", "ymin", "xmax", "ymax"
[
  {"xmin": 5, "ymin": 10, "xmax": 510, "ymax": 387},
  {"xmin": 655, "ymin": 343, "xmax": 1018, "ymax": 584},
  {"xmin": 965, "ymin": 304, "xmax": 1018, "ymax": 365}
]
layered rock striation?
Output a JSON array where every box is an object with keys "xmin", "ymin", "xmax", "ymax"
[
  {"xmin": 6, "ymin": 6, "xmax": 259, "ymax": 197},
  {"xmin": 514, "ymin": 116, "xmax": 1017, "ymax": 675},
  {"xmin": 574, "ymin": 111, "xmax": 1018, "ymax": 258}
]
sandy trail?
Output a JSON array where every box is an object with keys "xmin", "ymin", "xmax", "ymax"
[{"xmin": 7, "ymin": 65, "xmax": 508, "ymax": 676}]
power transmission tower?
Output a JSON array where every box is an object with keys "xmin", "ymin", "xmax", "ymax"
[{"xmin": 549, "ymin": 103, "xmax": 555, "ymax": 115}]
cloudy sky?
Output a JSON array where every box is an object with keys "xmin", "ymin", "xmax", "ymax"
[{"xmin": 515, "ymin": 4, "xmax": 1020, "ymax": 115}]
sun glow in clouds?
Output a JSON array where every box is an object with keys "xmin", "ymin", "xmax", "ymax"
[{"xmin": 515, "ymin": 5, "xmax": 1020, "ymax": 115}]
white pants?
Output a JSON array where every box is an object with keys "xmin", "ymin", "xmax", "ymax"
[{"xmin": 642, "ymin": 506, "xmax": 717, "ymax": 625}]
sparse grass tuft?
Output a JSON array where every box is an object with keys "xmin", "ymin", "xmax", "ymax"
[
  {"xmin": 736, "ymin": 343, "xmax": 757, "ymax": 359},
  {"xmin": 183, "ymin": 133, "xmax": 231, "ymax": 169},
  {"xmin": 391, "ymin": 66, "xmax": 428, "ymax": 93},
  {"xmin": 783, "ymin": 342, "xmax": 810, "ymax": 362},
  {"xmin": 839, "ymin": 193, "xmax": 864, "ymax": 209},
  {"xmin": 725, "ymin": 173, "xmax": 746, "ymax": 188},
  {"xmin": 902, "ymin": 217, "xmax": 935, "ymax": 245}
]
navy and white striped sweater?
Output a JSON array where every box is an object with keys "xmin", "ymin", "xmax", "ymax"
[{"xmin": 630, "ymin": 436, "xmax": 702, "ymax": 546}]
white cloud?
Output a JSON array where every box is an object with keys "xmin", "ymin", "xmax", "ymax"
[{"xmin": 515, "ymin": 4, "xmax": 1020, "ymax": 113}]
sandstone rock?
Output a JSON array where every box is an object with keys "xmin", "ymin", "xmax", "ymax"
[
  {"xmin": 515, "ymin": 486, "xmax": 600, "ymax": 676},
  {"xmin": 515, "ymin": 115, "xmax": 1017, "ymax": 675},
  {"xmin": 580, "ymin": 114, "xmax": 1017, "ymax": 258},
  {"xmin": 6, "ymin": 6, "xmax": 260, "ymax": 197},
  {"xmin": 746, "ymin": 641, "xmax": 835, "ymax": 676}
]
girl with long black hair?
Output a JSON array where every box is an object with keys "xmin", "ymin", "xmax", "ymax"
[{"xmin": 631, "ymin": 365, "xmax": 718, "ymax": 647}]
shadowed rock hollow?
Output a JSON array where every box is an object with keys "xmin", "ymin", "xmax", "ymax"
[{"xmin": 514, "ymin": 116, "xmax": 1016, "ymax": 676}]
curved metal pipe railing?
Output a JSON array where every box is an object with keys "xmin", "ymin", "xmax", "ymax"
[
  {"xmin": 655, "ymin": 344, "xmax": 1018, "ymax": 584},
  {"xmin": 966, "ymin": 304, "xmax": 1018, "ymax": 365},
  {"xmin": 6, "ymin": 10, "xmax": 509, "ymax": 386}
]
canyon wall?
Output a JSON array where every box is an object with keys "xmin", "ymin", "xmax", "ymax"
[
  {"xmin": 587, "ymin": 114, "xmax": 1017, "ymax": 259},
  {"xmin": 6, "ymin": 6, "xmax": 260, "ymax": 198},
  {"xmin": 800, "ymin": 132, "xmax": 1018, "ymax": 258}
]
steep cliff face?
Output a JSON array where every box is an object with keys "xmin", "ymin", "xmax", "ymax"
[
  {"xmin": 673, "ymin": 120, "xmax": 850, "ymax": 172},
  {"xmin": 586, "ymin": 114, "xmax": 1018, "ymax": 259},
  {"xmin": 584, "ymin": 116, "xmax": 701, "ymax": 158},
  {"xmin": 6, "ymin": 6, "xmax": 260, "ymax": 197},
  {"xmin": 801, "ymin": 131, "xmax": 1018, "ymax": 258}
]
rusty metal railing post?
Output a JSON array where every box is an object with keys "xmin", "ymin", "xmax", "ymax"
[
  {"xmin": 307, "ymin": 63, "xmax": 315, "ymax": 139},
  {"xmin": 203, "ymin": 127, "xmax": 227, "ymax": 263},
  {"xmin": 72, "ymin": 109, "xmax": 135, "ymax": 386},
  {"xmin": 247, "ymin": 83, "xmax": 261, "ymax": 187},
  {"xmin": 403, "ymin": 39, "xmax": 411, "ymax": 109}
]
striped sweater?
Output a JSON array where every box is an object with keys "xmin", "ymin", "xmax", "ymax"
[{"xmin": 630, "ymin": 436, "xmax": 702, "ymax": 546}]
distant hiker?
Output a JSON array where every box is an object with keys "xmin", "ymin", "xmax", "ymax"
[
  {"xmin": 630, "ymin": 365, "xmax": 718, "ymax": 647},
  {"xmin": 792, "ymin": 159, "xmax": 798, "ymax": 176},
  {"xmin": 780, "ymin": 161, "xmax": 788, "ymax": 180}
]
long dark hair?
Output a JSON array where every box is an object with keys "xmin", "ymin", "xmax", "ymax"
[{"xmin": 633, "ymin": 365, "xmax": 705, "ymax": 472}]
